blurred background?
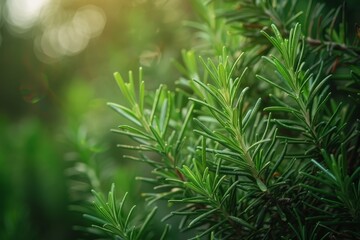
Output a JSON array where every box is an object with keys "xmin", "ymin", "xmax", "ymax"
[{"xmin": 0, "ymin": 0, "xmax": 193, "ymax": 239}]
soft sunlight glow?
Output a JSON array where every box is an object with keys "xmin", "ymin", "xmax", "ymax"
[
  {"xmin": 5, "ymin": 0, "xmax": 50, "ymax": 30},
  {"xmin": 34, "ymin": 4, "xmax": 106, "ymax": 62}
]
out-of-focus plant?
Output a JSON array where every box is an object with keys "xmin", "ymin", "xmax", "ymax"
[
  {"xmin": 0, "ymin": 1, "xmax": 192, "ymax": 239},
  {"xmin": 0, "ymin": 117, "xmax": 69, "ymax": 240},
  {"xmin": 80, "ymin": 0, "xmax": 359, "ymax": 239}
]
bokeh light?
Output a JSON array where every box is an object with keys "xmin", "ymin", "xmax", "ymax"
[
  {"xmin": 34, "ymin": 4, "xmax": 106, "ymax": 63},
  {"xmin": 5, "ymin": 0, "xmax": 51, "ymax": 31},
  {"xmin": 3, "ymin": 0, "xmax": 106, "ymax": 62}
]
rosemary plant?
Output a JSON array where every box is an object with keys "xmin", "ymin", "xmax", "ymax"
[{"xmin": 80, "ymin": 0, "xmax": 360, "ymax": 239}]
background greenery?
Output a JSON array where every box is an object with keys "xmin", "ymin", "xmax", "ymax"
[{"xmin": 0, "ymin": 0, "xmax": 192, "ymax": 239}]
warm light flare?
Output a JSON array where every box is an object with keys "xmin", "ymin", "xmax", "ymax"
[
  {"xmin": 5, "ymin": 0, "xmax": 51, "ymax": 30},
  {"xmin": 33, "ymin": 4, "xmax": 106, "ymax": 62}
]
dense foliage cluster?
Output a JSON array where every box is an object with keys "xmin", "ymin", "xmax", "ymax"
[{"xmin": 80, "ymin": 0, "xmax": 360, "ymax": 239}]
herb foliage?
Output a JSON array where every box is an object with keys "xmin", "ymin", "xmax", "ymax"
[{"xmin": 81, "ymin": 0, "xmax": 360, "ymax": 239}]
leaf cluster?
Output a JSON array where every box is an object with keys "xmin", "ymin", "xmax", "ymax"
[{"xmin": 82, "ymin": 0, "xmax": 360, "ymax": 239}]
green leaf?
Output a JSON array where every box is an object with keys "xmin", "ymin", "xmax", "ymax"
[
  {"xmin": 188, "ymin": 208, "xmax": 219, "ymax": 227},
  {"xmin": 124, "ymin": 205, "xmax": 136, "ymax": 230},
  {"xmin": 117, "ymin": 125, "xmax": 155, "ymax": 140},
  {"xmin": 256, "ymin": 74, "xmax": 292, "ymax": 95},
  {"xmin": 160, "ymin": 224, "xmax": 171, "ymax": 240},
  {"xmin": 149, "ymin": 125, "xmax": 166, "ymax": 151},
  {"xmin": 311, "ymin": 159, "xmax": 336, "ymax": 182},
  {"xmin": 114, "ymin": 72, "xmax": 132, "ymax": 104},
  {"xmin": 174, "ymin": 104, "xmax": 194, "ymax": 154},
  {"xmin": 266, "ymin": 143, "xmax": 287, "ymax": 184},
  {"xmin": 228, "ymin": 216, "xmax": 256, "ymax": 230},
  {"xmin": 190, "ymin": 98, "xmax": 227, "ymax": 119},
  {"xmin": 108, "ymin": 103, "xmax": 142, "ymax": 126},
  {"xmin": 256, "ymin": 178, "xmax": 267, "ymax": 192},
  {"xmin": 150, "ymin": 85, "xmax": 164, "ymax": 124},
  {"xmin": 139, "ymin": 68, "xmax": 145, "ymax": 112},
  {"xmin": 136, "ymin": 206, "xmax": 157, "ymax": 239},
  {"xmin": 111, "ymin": 129, "xmax": 151, "ymax": 142},
  {"xmin": 188, "ymin": 220, "xmax": 227, "ymax": 240},
  {"xmin": 242, "ymin": 98, "xmax": 261, "ymax": 131}
]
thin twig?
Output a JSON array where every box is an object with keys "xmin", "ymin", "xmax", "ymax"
[{"xmin": 306, "ymin": 37, "xmax": 360, "ymax": 57}]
